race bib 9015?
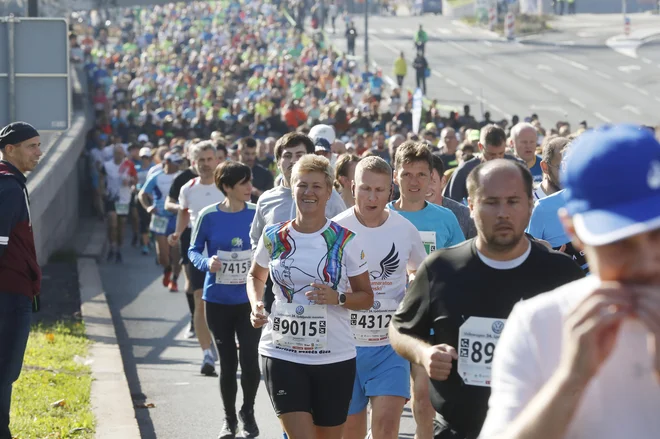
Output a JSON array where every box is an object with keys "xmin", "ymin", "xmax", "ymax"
[
  {"xmin": 458, "ymin": 317, "xmax": 506, "ymax": 387},
  {"xmin": 272, "ymin": 303, "xmax": 327, "ymax": 352}
]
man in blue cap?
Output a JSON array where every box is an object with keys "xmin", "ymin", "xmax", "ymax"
[
  {"xmin": 0, "ymin": 121, "xmax": 42, "ymax": 439},
  {"xmin": 480, "ymin": 124, "xmax": 660, "ymax": 439}
]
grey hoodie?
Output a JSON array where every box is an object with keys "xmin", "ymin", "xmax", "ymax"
[{"xmin": 250, "ymin": 185, "xmax": 347, "ymax": 249}]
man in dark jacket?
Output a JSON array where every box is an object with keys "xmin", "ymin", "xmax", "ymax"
[
  {"xmin": 0, "ymin": 122, "xmax": 42, "ymax": 439},
  {"xmin": 413, "ymin": 50, "xmax": 429, "ymax": 95}
]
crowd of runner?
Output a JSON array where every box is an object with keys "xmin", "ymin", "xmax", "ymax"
[{"xmin": 69, "ymin": 1, "xmax": 660, "ymax": 438}]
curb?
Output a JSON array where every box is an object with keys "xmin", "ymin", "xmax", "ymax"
[{"xmin": 78, "ymin": 222, "xmax": 140, "ymax": 439}]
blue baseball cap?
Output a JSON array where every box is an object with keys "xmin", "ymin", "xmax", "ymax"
[{"xmin": 562, "ymin": 124, "xmax": 660, "ymax": 246}]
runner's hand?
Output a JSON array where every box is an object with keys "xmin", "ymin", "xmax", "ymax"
[
  {"xmin": 167, "ymin": 232, "xmax": 179, "ymax": 247},
  {"xmin": 632, "ymin": 286, "xmax": 660, "ymax": 382},
  {"xmin": 422, "ymin": 344, "xmax": 458, "ymax": 381},
  {"xmin": 558, "ymin": 283, "xmax": 634, "ymax": 386},
  {"xmin": 306, "ymin": 283, "xmax": 339, "ymax": 305},
  {"xmin": 147, "ymin": 205, "xmax": 156, "ymax": 215},
  {"xmin": 208, "ymin": 255, "xmax": 222, "ymax": 273},
  {"xmin": 250, "ymin": 301, "xmax": 268, "ymax": 329}
]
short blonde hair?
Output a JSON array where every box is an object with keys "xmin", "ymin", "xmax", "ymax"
[
  {"xmin": 291, "ymin": 154, "xmax": 334, "ymax": 189},
  {"xmin": 355, "ymin": 156, "xmax": 391, "ymax": 181}
]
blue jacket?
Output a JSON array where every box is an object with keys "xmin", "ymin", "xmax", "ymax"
[{"xmin": 0, "ymin": 160, "xmax": 41, "ymax": 298}]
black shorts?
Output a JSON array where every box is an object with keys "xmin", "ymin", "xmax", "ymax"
[
  {"xmin": 187, "ymin": 263, "xmax": 206, "ymax": 292},
  {"xmin": 180, "ymin": 227, "xmax": 192, "ymax": 265},
  {"xmin": 262, "ymin": 356, "xmax": 356, "ymax": 427},
  {"xmin": 137, "ymin": 201, "xmax": 150, "ymax": 234}
]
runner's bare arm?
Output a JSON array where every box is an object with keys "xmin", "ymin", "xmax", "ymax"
[
  {"xmin": 247, "ymin": 262, "xmax": 268, "ymax": 308},
  {"xmin": 389, "ymin": 325, "xmax": 431, "ymax": 366},
  {"xmin": 164, "ymin": 196, "xmax": 179, "ymax": 214},
  {"xmin": 344, "ymin": 271, "xmax": 374, "ymax": 310}
]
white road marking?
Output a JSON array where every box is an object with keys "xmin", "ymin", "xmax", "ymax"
[
  {"xmin": 595, "ymin": 71, "xmax": 612, "ymax": 80},
  {"xmin": 569, "ymin": 98, "xmax": 587, "ymax": 109},
  {"xmin": 513, "ymin": 71, "xmax": 531, "ymax": 80},
  {"xmin": 541, "ymin": 83, "xmax": 559, "ymax": 94},
  {"xmin": 383, "ymin": 28, "xmax": 395, "ymax": 34},
  {"xmin": 618, "ymin": 65, "xmax": 641, "ymax": 73},
  {"xmin": 437, "ymin": 28, "xmax": 451, "ymax": 35},
  {"xmin": 624, "ymin": 82, "xmax": 650, "ymax": 96},
  {"xmin": 537, "ymin": 64, "xmax": 553, "ymax": 72},
  {"xmin": 546, "ymin": 53, "xmax": 589, "ymax": 71},
  {"xmin": 490, "ymin": 60, "xmax": 503, "ymax": 68},
  {"xmin": 461, "ymin": 87, "xmax": 474, "ymax": 96},
  {"xmin": 624, "ymin": 82, "xmax": 636, "ymax": 90},
  {"xmin": 446, "ymin": 78, "xmax": 458, "ymax": 87},
  {"xmin": 642, "ymin": 58, "xmax": 653, "ymax": 64},
  {"xmin": 622, "ymin": 105, "xmax": 641, "ymax": 116},
  {"xmin": 489, "ymin": 104, "xmax": 512, "ymax": 120},
  {"xmin": 449, "ymin": 41, "xmax": 480, "ymax": 57},
  {"xmin": 484, "ymin": 40, "xmax": 493, "ymax": 47},
  {"xmin": 467, "ymin": 64, "xmax": 485, "ymax": 72},
  {"xmin": 593, "ymin": 112, "xmax": 612, "ymax": 123}
]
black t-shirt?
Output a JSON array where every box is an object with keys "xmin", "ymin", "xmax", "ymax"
[
  {"xmin": 168, "ymin": 168, "xmax": 197, "ymax": 201},
  {"xmin": 251, "ymin": 164, "xmax": 274, "ymax": 203},
  {"xmin": 392, "ymin": 238, "xmax": 584, "ymax": 438}
]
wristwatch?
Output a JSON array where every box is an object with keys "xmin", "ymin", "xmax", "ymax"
[{"xmin": 338, "ymin": 293, "xmax": 347, "ymax": 306}]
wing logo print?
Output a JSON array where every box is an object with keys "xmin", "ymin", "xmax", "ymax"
[{"xmin": 370, "ymin": 243, "xmax": 399, "ymax": 280}]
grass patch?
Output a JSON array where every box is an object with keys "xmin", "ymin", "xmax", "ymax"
[
  {"xmin": 10, "ymin": 321, "xmax": 95, "ymax": 439},
  {"xmin": 447, "ymin": 0, "xmax": 474, "ymax": 7}
]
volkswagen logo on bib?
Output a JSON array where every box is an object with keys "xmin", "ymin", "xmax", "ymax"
[
  {"xmin": 295, "ymin": 306, "xmax": 305, "ymax": 315},
  {"xmin": 231, "ymin": 252, "xmax": 238, "ymax": 259},
  {"xmin": 491, "ymin": 320, "xmax": 505, "ymax": 335},
  {"xmin": 373, "ymin": 300, "xmax": 381, "ymax": 310}
]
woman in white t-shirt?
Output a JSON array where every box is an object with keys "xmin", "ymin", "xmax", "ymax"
[{"xmin": 248, "ymin": 155, "xmax": 373, "ymax": 439}]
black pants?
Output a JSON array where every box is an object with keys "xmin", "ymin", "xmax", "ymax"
[
  {"xmin": 347, "ymin": 40, "xmax": 355, "ymax": 55},
  {"xmin": 205, "ymin": 301, "xmax": 262, "ymax": 419},
  {"xmin": 416, "ymin": 72, "xmax": 427, "ymax": 94},
  {"xmin": 396, "ymin": 75, "xmax": 404, "ymax": 87}
]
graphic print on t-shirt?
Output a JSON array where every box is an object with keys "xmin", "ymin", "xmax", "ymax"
[
  {"xmin": 264, "ymin": 221, "xmax": 356, "ymax": 302},
  {"xmin": 370, "ymin": 243, "xmax": 399, "ymax": 280}
]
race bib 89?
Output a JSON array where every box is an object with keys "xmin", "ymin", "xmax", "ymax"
[{"xmin": 458, "ymin": 317, "xmax": 506, "ymax": 387}]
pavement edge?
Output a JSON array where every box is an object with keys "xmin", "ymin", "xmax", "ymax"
[{"xmin": 78, "ymin": 221, "xmax": 141, "ymax": 439}]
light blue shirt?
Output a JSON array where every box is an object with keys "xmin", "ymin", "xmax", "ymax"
[{"xmin": 386, "ymin": 201, "xmax": 465, "ymax": 254}]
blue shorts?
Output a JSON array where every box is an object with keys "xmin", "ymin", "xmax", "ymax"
[{"xmin": 347, "ymin": 344, "xmax": 411, "ymax": 415}]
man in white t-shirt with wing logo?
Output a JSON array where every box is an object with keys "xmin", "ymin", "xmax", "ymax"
[{"xmin": 334, "ymin": 156, "xmax": 427, "ymax": 439}]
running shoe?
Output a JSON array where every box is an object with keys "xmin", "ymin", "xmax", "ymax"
[
  {"xmin": 168, "ymin": 280, "xmax": 178, "ymax": 292},
  {"xmin": 218, "ymin": 418, "xmax": 238, "ymax": 439},
  {"xmin": 185, "ymin": 320, "xmax": 196, "ymax": 339},
  {"xmin": 239, "ymin": 409, "xmax": 259, "ymax": 438},
  {"xmin": 141, "ymin": 245, "xmax": 149, "ymax": 255},
  {"xmin": 162, "ymin": 269, "xmax": 172, "ymax": 287},
  {"xmin": 201, "ymin": 352, "xmax": 216, "ymax": 376}
]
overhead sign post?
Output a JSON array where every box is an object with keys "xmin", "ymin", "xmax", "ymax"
[{"xmin": 0, "ymin": 17, "xmax": 70, "ymax": 132}]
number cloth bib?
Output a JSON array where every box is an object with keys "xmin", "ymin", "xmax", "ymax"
[
  {"xmin": 272, "ymin": 303, "xmax": 328, "ymax": 352},
  {"xmin": 458, "ymin": 317, "xmax": 506, "ymax": 387},
  {"xmin": 350, "ymin": 299, "xmax": 398, "ymax": 343},
  {"xmin": 150, "ymin": 215, "xmax": 169, "ymax": 234},
  {"xmin": 215, "ymin": 250, "xmax": 251, "ymax": 285}
]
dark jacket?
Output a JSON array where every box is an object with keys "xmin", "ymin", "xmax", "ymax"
[{"xmin": 0, "ymin": 160, "xmax": 41, "ymax": 298}]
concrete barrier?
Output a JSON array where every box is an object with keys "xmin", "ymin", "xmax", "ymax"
[
  {"xmin": 26, "ymin": 64, "xmax": 92, "ymax": 266},
  {"xmin": 442, "ymin": 0, "xmax": 476, "ymax": 18}
]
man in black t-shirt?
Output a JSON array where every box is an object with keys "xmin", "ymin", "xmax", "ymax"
[
  {"xmin": 165, "ymin": 155, "xmax": 197, "ymax": 338},
  {"xmin": 390, "ymin": 159, "xmax": 584, "ymax": 439},
  {"xmin": 237, "ymin": 137, "xmax": 274, "ymax": 202}
]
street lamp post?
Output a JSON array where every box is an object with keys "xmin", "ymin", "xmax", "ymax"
[{"xmin": 364, "ymin": 0, "xmax": 370, "ymax": 68}]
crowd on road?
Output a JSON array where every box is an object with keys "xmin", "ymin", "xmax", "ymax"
[{"xmin": 24, "ymin": 1, "xmax": 657, "ymax": 439}]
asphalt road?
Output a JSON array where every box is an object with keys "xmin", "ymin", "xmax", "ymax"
[
  {"xmin": 100, "ymin": 238, "xmax": 417, "ymax": 439},
  {"xmin": 325, "ymin": 13, "xmax": 660, "ymax": 127}
]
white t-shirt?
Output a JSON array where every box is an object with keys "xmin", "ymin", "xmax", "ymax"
[
  {"xmin": 333, "ymin": 208, "xmax": 426, "ymax": 346},
  {"xmin": 480, "ymin": 276, "xmax": 660, "ymax": 439},
  {"xmin": 103, "ymin": 159, "xmax": 136, "ymax": 204},
  {"xmin": 532, "ymin": 183, "xmax": 548, "ymax": 201},
  {"xmin": 254, "ymin": 219, "xmax": 368, "ymax": 365},
  {"xmin": 179, "ymin": 177, "xmax": 225, "ymax": 229}
]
